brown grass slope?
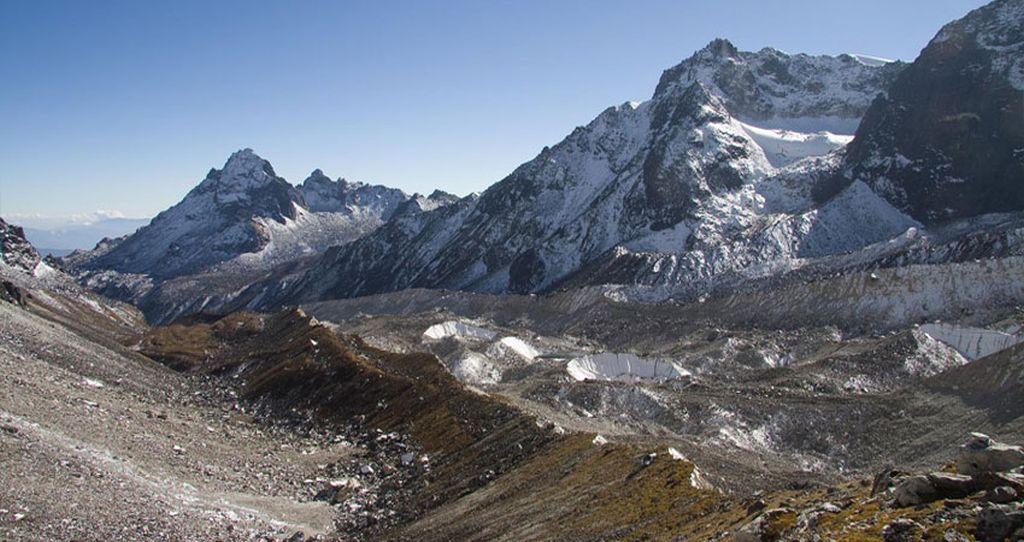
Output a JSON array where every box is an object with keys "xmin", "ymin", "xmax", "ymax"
[{"xmin": 140, "ymin": 310, "xmax": 557, "ymax": 522}]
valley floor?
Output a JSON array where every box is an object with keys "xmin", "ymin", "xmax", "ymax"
[{"xmin": 2, "ymin": 285, "xmax": 1024, "ymax": 541}]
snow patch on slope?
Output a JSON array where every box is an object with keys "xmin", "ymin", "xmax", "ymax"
[
  {"xmin": 739, "ymin": 121, "xmax": 853, "ymax": 168},
  {"xmin": 231, "ymin": 205, "xmax": 386, "ymax": 270},
  {"xmin": 705, "ymin": 406, "xmax": 774, "ymax": 453},
  {"xmin": 847, "ymin": 53, "xmax": 896, "ymax": 67},
  {"xmin": 920, "ymin": 323, "xmax": 1024, "ymax": 361},
  {"xmin": 423, "ymin": 320, "xmax": 497, "ymax": 341},
  {"xmin": 486, "ymin": 336, "xmax": 540, "ymax": 361},
  {"xmin": 566, "ymin": 353, "xmax": 690, "ymax": 382},
  {"xmin": 906, "ymin": 328, "xmax": 969, "ymax": 376},
  {"xmin": 793, "ymin": 180, "xmax": 921, "ymax": 258},
  {"xmin": 449, "ymin": 352, "xmax": 502, "ymax": 386}
]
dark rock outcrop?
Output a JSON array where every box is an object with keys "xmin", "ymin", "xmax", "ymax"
[
  {"xmin": 843, "ymin": 0, "xmax": 1024, "ymax": 224},
  {"xmin": 1, "ymin": 218, "xmax": 42, "ymax": 273}
]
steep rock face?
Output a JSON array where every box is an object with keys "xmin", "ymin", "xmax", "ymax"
[
  {"xmin": 279, "ymin": 195, "xmax": 481, "ymax": 301},
  {"xmin": 655, "ymin": 38, "xmax": 904, "ymax": 129},
  {"xmin": 0, "ymin": 218, "xmax": 42, "ymax": 274},
  {"xmin": 79, "ymin": 149, "xmax": 301, "ymax": 280},
  {"xmin": 297, "ymin": 169, "xmax": 408, "ymax": 219},
  {"xmin": 265, "ymin": 41, "xmax": 905, "ymax": 305},
  {"xmin": 843, "ymin": 0, "xmax": 1024, "ymax": 225}
]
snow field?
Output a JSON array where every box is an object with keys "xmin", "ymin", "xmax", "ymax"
[
  {"xmin": 566, "ymin": 353, "xmax": 691, "ymax": 382},
  {"xmin": 423, "ymin": 321, "xmax": 497, "ymax": 341},
  {"xmin": 920, "ymin": 323, "xmax": 1023, "ymax": 361}
]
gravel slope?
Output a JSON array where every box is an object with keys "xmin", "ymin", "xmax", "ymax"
[{"xmin": 0, "ymin": 302, "xmax": 344, "ymax": 541}]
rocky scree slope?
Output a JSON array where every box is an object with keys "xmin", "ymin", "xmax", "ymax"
[
  {"xmin": 253, "ymin": 41, "xmax": 909, "ymax": 307},
  {"xmin": 0, "ymin": 293, "xmax": 353, "ymax": 540}
]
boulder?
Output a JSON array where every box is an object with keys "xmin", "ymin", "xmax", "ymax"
[
  {"xmin": 733, "ymin": 508, "xmax": 796, "ymax": 542},
  {"xmin": 983, "ymin": 486, "xmax": 1019, "ymax": 504},
  {"xmin": 973, "ymin": 471, "xmax": 1024, "ymax": 494},
  {"xmin": 958, "ymin": 433, "xmax": 1024, "ymax": 476},
  {"xmin": 893, "ymin": 473, "xmax": 975, "ymax": 507},
  {"xmin": 882, "ymin": 518, "xmax": 923, "ymax": 542},
  {"xmin": 976, "ymin": 504, "xmax": 1024, "ymax": 542},
  {"xmin": 893, "ymin": 475, "xmax": 938, "ymax": 507},
  {"xmin": 0, "ymin": 280, "xmax": 27, "ymax": 306}
]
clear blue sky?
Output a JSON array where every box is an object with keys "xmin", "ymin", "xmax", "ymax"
[{"xmin": 0, "ymin": 0, "xmax": 988, "ymax": 219}]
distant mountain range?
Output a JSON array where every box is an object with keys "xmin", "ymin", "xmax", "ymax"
[
  {"xmin": 21, "ymin": 217, "xmax": 150, "ymax": 256},
  {"xmin": 61, "ymin": 150, "xmax": 456, "ymax": 322},
  {"xmin": 58, "ymin": 0, "xmax": 1024, "ymax": 324}
]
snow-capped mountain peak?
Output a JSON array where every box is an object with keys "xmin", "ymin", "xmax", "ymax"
[
  {"xmin": 301, "ymin": 168, "xmax": 332, "ymax": 186},
  {"xmin": 249, "ymin": 41, "xmax": 906, "ymax": 305},
  {"xmin": 654, "ymin": 38, "xmax": 905, "ymax": 131},
  {"xmin": 68, "ymin": 149, "xmax": 301, "ymax": 279},
  {"xmin": 64, "ymin": 148, "xmax": 461, "ymax": 320},
  {"xmin": 296, "ymin": 169, "xmax": 409, "ymax": 218},
  {"xmin": 196, "ymin": 148, "xmax": 285, "ymax": 202}
]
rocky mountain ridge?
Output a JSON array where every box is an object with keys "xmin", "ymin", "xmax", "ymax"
[
  {"xmin": 62, "ymin": 150, "xmax": 455, "ymax": 322},
  {"xmin": 242, "ymin": 0, "xmax": 1024, "ymax": 311},
  {"xmin": 246, "ymin": 39, "xmax": 908, "ymax": 307},
  {"xmin": 1, "ymin": 218, "xmax": 43, "ymax": 275},
  {"xmin": 65, "ymin": 1, "xmax": 1024, "ymax": 328},
  {"xmin": 70, "ymin": 149, "xmax": 452, "ymax": 281}
]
